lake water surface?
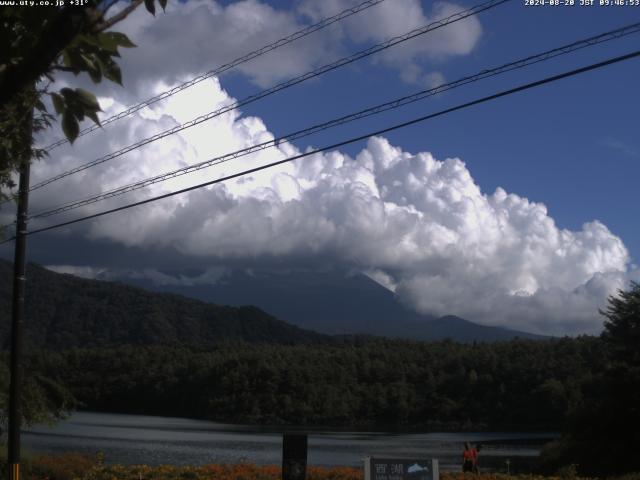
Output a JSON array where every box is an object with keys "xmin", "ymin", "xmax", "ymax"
[{"xmin": 23, "ymin": 412, "xmax": 556, "ymax": 472}]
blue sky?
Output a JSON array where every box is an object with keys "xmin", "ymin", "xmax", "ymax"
[
  {"xmin": 226, "ymin": 1, "xmax": 640, "ymax": 263},
  {"xmin": 2, "ymin": 0, "xmax": 639, "ymax": 334}
]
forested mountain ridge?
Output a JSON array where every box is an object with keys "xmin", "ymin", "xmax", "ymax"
[{"xmin": 0, "ymin": 259, "xmax": 330, "ymax": 348}]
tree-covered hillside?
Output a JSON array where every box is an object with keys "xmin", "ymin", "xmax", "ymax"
[
  {"xmin": 21, "ymin": 336, "xmax": 604, "ymax": 431},
  {"xmin": 0, "ymin": 260, "xmax": 329, "ymax": 348}
]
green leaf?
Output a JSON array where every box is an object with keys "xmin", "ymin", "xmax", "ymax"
[
  {"xmin": 62, "ymin": 50, "xmax": 72, "ymax": 68},
  {"xmin": 67, "ymin": 101, "xmax": 85, "ymax": 121},
  {"xmin": 97, "ymin": 56, "xmax": 122, "ymax": 85},
  {"xmin": 59, "ymin": 88, "xmax": 75, "ymax": 100},
  {"xmin": 96, "ymin": 32, "xmax": 119, "ymax": 53},
  {"xmin": 77, "ymin": 34, "xmax": 100, "ymax": 48},
  {"xmin": 86, "ymin": 63, "xmax": 102, "ymax": 83},
  {"xmin": 50, "ymin": 93, "xmax": 65, "ymax": 115},
  {"xmin": 158, "ymin": 0, "xmax": 167, "ymax": 11},
  {"xmin": 85, "ymin": 110, "xmax": 101, "ymax": 127},
  {"xmin": 106, "ymin": 32, "xmax": 136, "ymax": 48},
  {"xmin": 144, "ymin": 0, "xmax": 156, "ymax": 15},
  {"xmin": 62, "ymin": 50, "xmax": 84, "ymax": 74},
  {"xmin": 97, "ymin": 32, "xmax": 136, "ymax": 52},
  {"xmin": 75, "ymin": 88, "xmax": 101, "ymax": 111},
  {"xmin": 78, "ymin": 54, "xmax": 102, "ymax": 83},
  {"xmin": 80, "ymin": 54, "xmax": 96, "ymax": 71},
  {"xmin": 61, "ymin": 111, "xmax": 79, "ymax": 143}
]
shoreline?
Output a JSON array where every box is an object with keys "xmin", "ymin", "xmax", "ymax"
[{"xmin": 69, "ymin": 409, "xmax": 563, "ymax": 436}]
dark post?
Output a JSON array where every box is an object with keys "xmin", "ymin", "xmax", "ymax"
[
  {"xmin": 282, "ymin": 433, "xmax": 307, "ymax": 480},
  {"xmin": 7, "ymin": 151, "xmax": 32, "ymax": 480}
]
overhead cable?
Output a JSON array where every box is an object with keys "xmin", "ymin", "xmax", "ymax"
[
  {"xmin": 6, "ymin": 49, "xmax": 636, "ymax": 242},
  {"xmin": 29, "ymin": 0, "xmax": 510, "ymax": 191},
  {"xmin": 41, "ymin": 0, "xmax": 390, "ymax": 151},
  {"xmin": 27, "ymin": 22, "xmax": 640, "ymax": 220}
]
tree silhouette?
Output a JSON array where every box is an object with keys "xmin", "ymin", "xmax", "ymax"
[
  {"xmin": 540, "ymin": 282, "xmax": 640, "ymax": 476},
  {"xmin": 0, "ymin": 0, "xmax": 166, "ymax": 205}
]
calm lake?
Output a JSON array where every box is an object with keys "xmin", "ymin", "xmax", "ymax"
[{"xmin": 23, "ymin": 412, "xmax": 556, "ymax": 472}]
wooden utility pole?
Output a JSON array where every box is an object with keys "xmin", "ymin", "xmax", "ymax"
[{"xmin": 7, "ymin": 108, "xmax": 33, "ymax": 480}]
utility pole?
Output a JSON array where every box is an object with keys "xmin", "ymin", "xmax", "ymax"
[{"xmin": 7, "ymin": 107, "xmax": 33, "ymax": 480}]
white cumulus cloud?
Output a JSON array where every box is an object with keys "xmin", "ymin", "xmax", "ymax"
[
  {"xmin": 19, "ymin": 78, "xmax": 636, "ymax": 336},
  {"xmin": 298, "ymin": 0, "xmax": 482, "ymax": 85},
  {"xmin": 56, "ymin": 0, "xmax": 484, "ymax": 102}
]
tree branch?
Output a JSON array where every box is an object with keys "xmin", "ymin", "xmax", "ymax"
[
  {"xmin": 100, "ymin": 0, "xmax": 122, "ymax": 16},
  {"xmin": 95, "ymin": 0, "xmax": 144, "ymax": 32}
]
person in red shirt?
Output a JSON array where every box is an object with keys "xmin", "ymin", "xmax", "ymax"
[
  {"xmin": 462, "ymin": 442, "xmax": 474, "ymax": 473},
  {"xmin": 471, "ymin": 444, "xmax": 481, "ymax": 473}
]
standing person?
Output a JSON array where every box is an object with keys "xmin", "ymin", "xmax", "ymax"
[
  {"xmin": 472, "ymin": 444, "xmax": 481, "ymax": 474},
  {"xmin": 462, "ymin": 442, "xmax": 474, "ymax": 473}
]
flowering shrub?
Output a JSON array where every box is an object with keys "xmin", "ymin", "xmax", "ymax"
[
  {"xmin": 12, "ymin": 454, "xmax": 637, "ymax": 480},
  {"xmin": 79, "ymin": 463, "xmax": 363, "ymax": 480},
  {"xmin": 23, "ymin": 452, "xmax": 98, "ymax": 480}
]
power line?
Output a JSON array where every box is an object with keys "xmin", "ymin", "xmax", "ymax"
[
  {"xmin": 28, "ymin": 0, "xmax": 509, "ymax": 192},
  {"xmin": 6, "ymin": 49, "xmax": 636, "ymax": 242},
  {"xmin": 27, "ymin": 22, "xmax": 640, "ymax": 221},
  {"xmin": 41, "ymin": 0, "xmax": 390, "ymax": 152}
]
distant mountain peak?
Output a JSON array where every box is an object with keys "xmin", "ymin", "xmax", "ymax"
[
  {"xmin": 100, "ymin": 265, "xmax": 545, "ymax": 342},
  {"xmin": 0, "ymin": 259, "xmax": 544, "ymax": 345}
]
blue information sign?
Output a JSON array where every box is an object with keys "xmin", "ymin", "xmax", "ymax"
[{"xmin": 364, "ymin": 457, "xmax": 439, "ymax": 480}]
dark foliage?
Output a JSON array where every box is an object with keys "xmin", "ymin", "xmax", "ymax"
[
  {"xmin": 3, "ymin": 258, "xmax": 637, "ymax": 478},
  {"xmin": 19, "ymin": 337, "xmax": 605, "ymax": 431},
  {"xmin": 0, "ymin": 1, "xmax": 164, "ymax": 209},
  {"xmin": 539, "ymin": 283, "xmax": 640, "ymax": 476},
  {"xmin": 0, "ymin": 353, "xmax": 75, "ymax": 430}
]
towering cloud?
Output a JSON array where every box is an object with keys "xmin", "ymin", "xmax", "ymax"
[{"xmin": 19, "ymin": 77, "xmax": 634, "ymax": 336}]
